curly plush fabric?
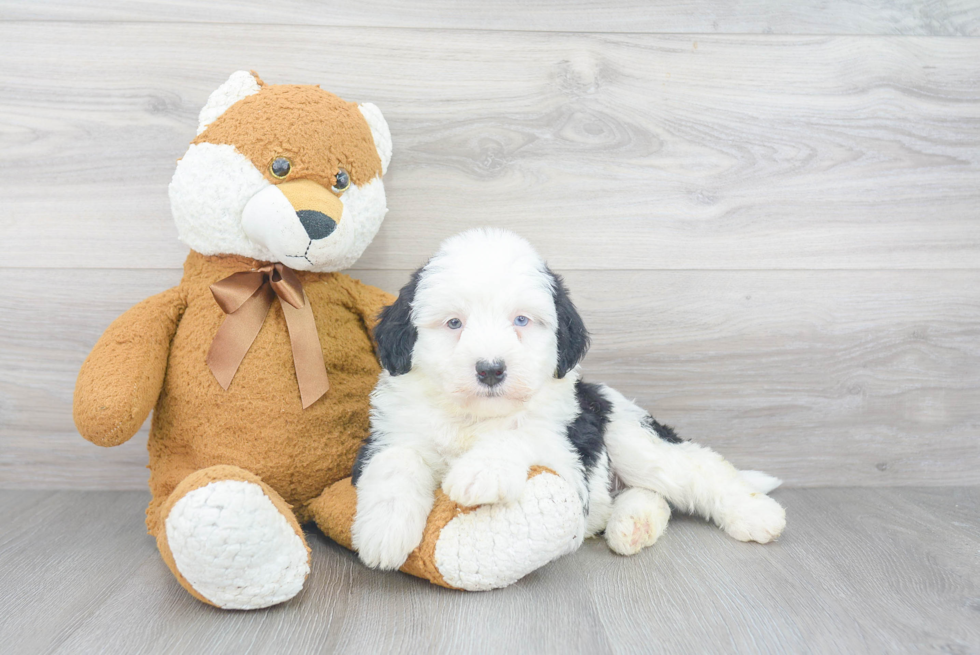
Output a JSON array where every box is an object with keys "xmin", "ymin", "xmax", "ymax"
[
  {"xmin": 158, "ymin": 465, "xmax": 311, "ymax": 609},
  {"xmin": 141, "ymin": 252, "xmax": 394, "ymax": 533},
  {"xmin": 194, "ymin": 84, "xmax": 382, "ymax": 191}
]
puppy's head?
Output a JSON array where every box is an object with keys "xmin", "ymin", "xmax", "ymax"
[{"xmin": 375, "ymin": 228, "xmax": 589, "ymax": 415}]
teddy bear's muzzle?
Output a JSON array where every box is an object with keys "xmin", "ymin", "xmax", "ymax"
[
  {"xmin": 296, "ymin": 209, "xmax": 337, "ymax": 240},
  {"xmin": 241, "ymin": 179, "xmax": 347, "ymax": 265},
  {"xmin": 277, "ymin": 178, "xmax": 344, "ymax": 236}
]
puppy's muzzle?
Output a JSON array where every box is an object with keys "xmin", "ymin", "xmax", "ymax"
[{"xmin": 475, "ymin": 359, "xmax": 506, "ymax": 388}]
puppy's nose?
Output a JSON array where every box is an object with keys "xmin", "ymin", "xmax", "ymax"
[
  {"xmin": 475, "ymin": 359, "xmax": 506, "ymax": 387},
  {"xmin": 297, "ymin": 210, "xmax": 337, "ymax": 240}
]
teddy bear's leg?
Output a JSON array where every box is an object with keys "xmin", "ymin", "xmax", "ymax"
[
  {"xmin": 154, "ymin": 465, "xmax": 311, "ymax": 609},
  {"xmin": 308, "ymin": 467, "xmax": 583, "ymax": 591}
]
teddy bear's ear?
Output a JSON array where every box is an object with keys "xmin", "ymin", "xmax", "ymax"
[
  {"xmin": 358, "ymin": 103, "xmax": 392, "ymax": 175},
  {"xmin": 196, "ymin": 70, "xmax": 263, "ymax": 136}
]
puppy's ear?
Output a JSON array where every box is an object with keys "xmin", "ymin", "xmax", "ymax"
[
  {"xmin": 374, "ymin": 267, "xmax": 423, "ymax": 375},
  {"xmin": 547, "ymin": 267, "xmax": 590, "ymax": 378}
]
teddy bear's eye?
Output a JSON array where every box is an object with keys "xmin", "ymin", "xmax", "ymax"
[
  {"xmin": 270, "ymin": 157, "xmax": 291, "ymax": 179},
  {"xmin": 333, "ymin": 168, "xmax": 350, "ymax": 192}
]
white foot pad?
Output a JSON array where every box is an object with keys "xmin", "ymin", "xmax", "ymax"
[
  {"xmin": 434, "ymin": 472, "xmax": 583, "ymax": 591},
  {"xmin": 165, "ymin": 480, "xmax": 310, "ymax": 609}
]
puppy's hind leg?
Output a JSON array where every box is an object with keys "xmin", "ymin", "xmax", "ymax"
[
  {"xmin": 602, "ymin": 389, "xmax": 785, "ymax": 544},
  {"xmin": 604, "ymin": 487, "xmax": 671, "ymax": 556}
]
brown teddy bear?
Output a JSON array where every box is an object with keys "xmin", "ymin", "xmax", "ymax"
[{"xmin": 74, "ymin": 72, "xmax": 584, "ymax": 609}]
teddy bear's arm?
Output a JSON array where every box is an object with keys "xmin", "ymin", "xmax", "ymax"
[
  {"xmin": 343, "ymin": 277, "xmax": 396, "ymax": 338},
  {"xmin": 74, "ymin": 287, "xmax": 187, "ymax": 447}
]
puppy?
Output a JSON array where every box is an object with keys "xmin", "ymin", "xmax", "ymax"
[{"xmin": 351, "ymin": 228, "xmax": 786, "ymax": 571}]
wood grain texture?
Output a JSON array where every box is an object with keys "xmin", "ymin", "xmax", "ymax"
[
  {"xmin": 1, "ymin": 1, "xmax": 979, "ymax": 35},
  {"xmin": 1, "ymin": 24, "xmax": 979, "ymax": 270},
  {"xmin": 0, "ymin": 491, "xmax": 156, "ymax": 653},
  {"xmin": 0, "ymin": 488, "xmax": 976, "ymax": 653},
  {"xmin": 3, "ymin": 267, "xmax": 978, "ymax": 489}
]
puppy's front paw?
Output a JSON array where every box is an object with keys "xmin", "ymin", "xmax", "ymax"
[
  {"xmin": 352, "ymin": 502, "xmax": 427, "ymax": 571},
  {"xmin": 722, "ymin": 493, "xmax": 786, "ymax": 544},
  {"xmin": 442, "ymin": 458, "xmax": 528, "ymax": 507}
]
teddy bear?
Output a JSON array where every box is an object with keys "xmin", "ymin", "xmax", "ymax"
[{"xmin": 73, "ymin": 71, "xmax": 585, "ymax": 609}]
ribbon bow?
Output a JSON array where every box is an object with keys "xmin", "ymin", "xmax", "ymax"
[{"xmin": 206, "ymin": 263, "xmax": 329, "ymax": 409}]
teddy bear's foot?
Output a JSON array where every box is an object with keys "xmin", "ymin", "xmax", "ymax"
[
  {"xmin": 156, "ymin": 466, "xmax": 311, "ymax": 609},
  {"xmin": 432, "ymin": 468, "xmax": 584, "ymax": 590},
  {"xmin": 311, "ymin": 467, "xmax": 584, "ymax": 591}
]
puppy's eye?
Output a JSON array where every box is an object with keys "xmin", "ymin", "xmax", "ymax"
[
  {"xmin": 333, "ymin": 168, "xmax": 350, "ymax": 192},
  {"xmin": 446, "ymin": 318, "xmax": 463, "ymax": 330},
  {"xmin": 270, "ymin": 157, "xmax": 291, "ymax": 179},
  {"xmin": 514, "ymin": 315, "xmax": 530, "ymax": 327}
]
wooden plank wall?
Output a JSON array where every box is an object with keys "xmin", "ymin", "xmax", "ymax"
[{"xmin": 1, "ymin": 3, "xmax": 978, "ymax": 489}]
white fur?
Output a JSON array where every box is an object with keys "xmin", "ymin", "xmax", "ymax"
[
  {"xmin": 164, "ymin": 480, "xmax": 310, "ymax": 609},
  {"xmin": 240, "ymin": 183, "xmax": 313, "ymax": 267},
  {"xmin": 353, "ymin": 228, "xmax": 786, "ymax": 585},
  {"xmin": 739, "ymin": 470, "xmax": 783, "ymax": 494},
  {"xmin": 169, "ymin": 75, "xmax": 390, "ymax": 272},
  {"xmin": 605, "ymin": 487, "xmax": 671, "ymax": 556},
  {"xmin": 197, "ymin": 71, "xmax": 261, "ymax": 135},
  {"xmin": 601, "ymin": 385, "xmax": 785, "ymax": 544},
  {"xmin": 170, "ymin": 143, "xmax": 274, "ymax": 261},
  {"xmin": 358, "ymin": 103, "xmax": 392, "ymax": 174},
  {"xmin": 584, "ymin": 450, "xmax": 615, "ymax": 537},
  {"xmin": 170, "ymin": 144, "xmax": 387, "ymax": 271},
  {"xmin": 352, "ymin": 445, "xmax": 436, "ymax": 570},
  {"xmin": 308, "ymin": 177, "xmax": 387, "ymax": 272},
  {"xmin": 234, "ymin": 175, "xmax": 387, "ymax": 271}
]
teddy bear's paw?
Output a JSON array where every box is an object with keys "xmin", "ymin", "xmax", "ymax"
[
  {"xmin": 441, "ymin": 456, "xmax": 528, "ymax": 507},
  {"xmin": 604, "ymin": 488, "xmax": 671, "ymax": 556},
  {"xmin": 165, "ymin": 480, "xmax": 310, "ymax": 609},
  {"xmin": 720, "ymin": 491, "xmax": 786, "ymax": 544},
  {"xmin": 433, "ymin": 471, "xmax": 583, "ymax": 591}
]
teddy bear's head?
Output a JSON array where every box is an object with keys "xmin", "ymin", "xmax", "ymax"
[{"xmin": 169, "ymin": 71, "xmax": 392, "ymax": 272}]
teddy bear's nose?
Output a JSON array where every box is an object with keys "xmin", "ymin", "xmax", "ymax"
[{"xmin": 297, "ymin": 210, "xmax": 337, "ymax": 240}]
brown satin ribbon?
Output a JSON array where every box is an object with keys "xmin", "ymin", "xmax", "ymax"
[{"xmin": 206, "ymin": 263, "xmax": 329, "ymax": 409}]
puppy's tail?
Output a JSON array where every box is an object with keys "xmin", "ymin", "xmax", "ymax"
[{"xmin": 738, "ymin": 470, "xmax": 782, "ymax": 494}]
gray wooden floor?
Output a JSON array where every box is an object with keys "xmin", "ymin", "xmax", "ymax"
[{"xmin": 0, "ymin": 488, "xmax": 977, "ymax": 654}]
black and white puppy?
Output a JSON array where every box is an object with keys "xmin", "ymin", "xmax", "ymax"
[{"xmin": 352, "ymin": 228, "xmax": 785, "ymax": 572}]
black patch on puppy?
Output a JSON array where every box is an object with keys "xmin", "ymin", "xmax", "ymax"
[
  {"xmin": 547, "ymin": 267, "xmax": 590, "ymax": 378},
  {"xmin": 567, "ymin": 380, "xmax": 611, "ymax": 472},
  {"xmin": 350, "ymin": 434, "xmax": 377, "ymax": 486},
  {"xmin": 374, "ymin": 265, "xmax": 425, "ymax": 376},
  {"xmin": 642, "ymin": 414, "xmax": 683, "ymax": 444}
]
